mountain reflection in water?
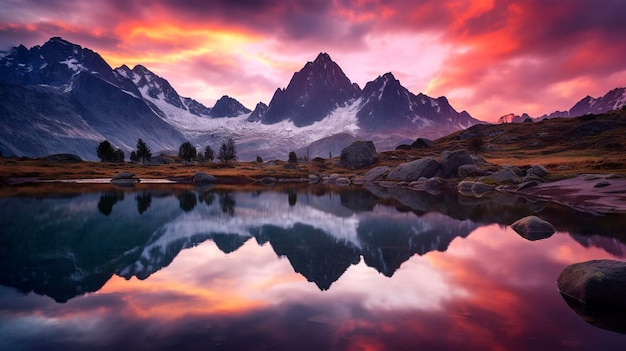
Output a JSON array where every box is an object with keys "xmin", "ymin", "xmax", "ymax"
[{"xmin": 1, "ymin": 184, "xmax": 626, "ymax": 350}]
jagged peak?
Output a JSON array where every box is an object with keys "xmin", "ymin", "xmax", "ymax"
[
  {"xmin": 131, "ymin": 64, "xmax": 153, "ymax": 75},
  {"xmin": 46, "ymin": 36, "xmax": 72, "ymax": 46},
  {"xmin": 381, "ymin": 72, "xmax": 396, "ymax": 80},
  {"xmin": 314, "ymin": 52, "xmax": 332, "ymax": 63}
]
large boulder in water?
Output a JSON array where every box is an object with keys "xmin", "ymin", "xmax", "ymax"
[
  {"xmin": 439, "ymin": 149, "xmax": 475, "ymax": 178},
  {"xmin": 339, "ymin": 141, "xmax": 379, "ymax": 169},
  {"xmin": 557, "ymin": 260, "xmax": 626, "ymax": 334},
  {"xmin": 557, "ymin": 260, "xmax": 626, "ymax": 308},
  {"xmin": 511, "ymin": 215, "xmax": 555, "ymax": 240},
  {"xmin": 387, "ymin": 157, "xmax": 440, "ymax": 182},
  {"xmin": 194, "ymin": 172, "xmax": 216, "ymax": 184}
]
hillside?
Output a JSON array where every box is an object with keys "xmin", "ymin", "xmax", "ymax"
[{"xmin": 2, "ymin": 109, "xmax": 626, "ymax": 187}]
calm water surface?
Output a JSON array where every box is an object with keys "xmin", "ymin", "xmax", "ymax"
[{"xmin": 1, "ymin": 183, "xmax": 626, "ymax": 350}]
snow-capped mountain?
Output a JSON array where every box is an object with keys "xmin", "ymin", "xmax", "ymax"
[
  {"xmin": 0, "ymin": 37, "xmax": 481, "ymax": 160},
  {"xmin": 357, "ymin": 72, "xmax": 478, "ymax": 132},
  {"xmin": 507, "ymin": 87, "xmax": 626, "ymax": 123},
  {"xmin": 261, "ymin": 52, "xmax": 361, "ymax": 126}
]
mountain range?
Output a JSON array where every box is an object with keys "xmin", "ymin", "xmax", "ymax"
[
  {"xmin": 499, "ymin": 87, "xmax": 626, "ymax": 123},
  {"xmin": 0, "ymin": 37, "xmax": 480, "ymax": 161},
  {"xmin": 1, "ymin": 37, "xmax": 624, "ymax": 161}
]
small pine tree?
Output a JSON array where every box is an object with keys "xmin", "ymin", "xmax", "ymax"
[
  {"xmin": 196, "ymin": 153, "xmax": 206, "ymax": 163},
  {"xmin": 288, "ymin": 151, "xmax": 297, "ymax": 163},
  {"xmin": 218, "ymin": 138, "xmax": 237, "ymax": 164},
  {"xmin": 178, "ymin": 141, "xmax": 197, "ymax": 164},
  {"xmin": 130, "ymin": 151, "xmax": 139, "ymax": 163},
  {"xmin": 112, "ymin": 148, "xmax": 125, "ymax": 162},
  {"xmin": 97, "ymin": 140, "xmax": 114, "ymax": 162},
  {"xmin": 256, "ymin": 154, "xmax": 263, "ymax": 163},
  {"xmin": 204, "ymin": 145, "xmax": 214, "ymax": 162},
  {"xmin": 136, "ymin": 139, "xmax": 151, "ymax": 165}
]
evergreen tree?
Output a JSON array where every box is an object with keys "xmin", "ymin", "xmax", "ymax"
[
  {"xmin": 178, "ymin": 141, "xmax": 197, "ymax": 164},
  {"xmin": 256, "ymin": 154, "xmax": 263, "ymax": 163},
  {"xmin": 218, "ymin": 138, "xmax": 237, "ymax": 164},
  {"xmin": 97, "ymin": 140, "xmax": 114, "ymax": 162},
  {"xmin": 136, "ymin": 139, "xmax": 151, "ymax": 165},
  {"xmin": 204, "ymin": 146, "xmax": 214, "ymax": 162},
  {"xmin": 112, "ymin": 148, "xmax": 125, "ymax": 162},
  {"xmin": 130, "ymin": 151, "xmax": 139, "ymax": 163},
  {"xmin": 288, "ymin": 151, "xmax": 297, "ymax": 163}
]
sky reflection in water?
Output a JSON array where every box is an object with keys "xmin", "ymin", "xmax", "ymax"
[{"xmin": 1, "ymin": 184, "xmax": 626, "ymax": 350}]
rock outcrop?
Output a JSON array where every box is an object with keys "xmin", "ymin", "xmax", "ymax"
[
  {"xmin": 339, "ymin": 141, "xmax": 379, "ymax": 170},
  {"xmin": 386, "ymin": 157, "xmax": 440, "ymax": 182},
  {"xmin": 439, "ymin": 149, "xmax": 475, "ymax": 178}
]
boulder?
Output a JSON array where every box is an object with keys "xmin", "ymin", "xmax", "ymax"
[
  {"xmin": 335, "ymin": 177, "xmax": 351, "ymax": 186},
  {"xmin": 193, "ymin": 172, "xmax": 216, "ymax": 184},
  {"xmin": 557, "ymin": 260, "xmax": 626, "ymax": 334},
  {"xmin": 411, "ymin": 138, "xmax": 434, "ymax": 149},
  {"xmin": 364, "ymin": 166, "xmax": 391, "ymax": 182},
  {"xmin": 511, "ymin": 216, "xmax": 555, "ymax": 241},
  {"xmin": 111, "ymin": 172, "xmax": 139, "ymax": 185},
  {"xmin": 471, "ymin": 182, "xmax": 495, "ymax": 196},
  {"xmin": 308, "ymin": 174, "xmax": 320, "ymax": 183},
  {"xmin": 424, "ymin": 177, "xmax": 442, "ymax": 195},
  {"xmin": 112, "ymin": 172, "xmax": 135, "ymax": 180},
  {"xmin": 439, "ymin": 149, "xmax": 475, "ymax": 178},
  {"xmin": 457, "ymin": 181, "xmax": 475, "ymax": 195},
  {"xmin": 260, "ymin": 177, "xmax": 277, "ymax": 185},
  {"xmin": 557, "ymin": 260, "xmax": 626, "ymax": 308},
  {"xmin": 386, "ymin": 157, "xmax": 440, "ymax": 182},
  {"xmin": 339, "ymin": 140, "xmax": 379, "ymax": 169},
  {"xmin": 528, "ymin": 164, "xmax": 549, "ymax": 178}
]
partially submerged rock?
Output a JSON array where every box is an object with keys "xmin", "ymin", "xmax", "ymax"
[
  {"xmin": 193, "ymin": 172, "xmax": 216, "ymax": 184},
  {"xmin": 557, "ymin": 260, "xmax": 626, "ymax": 308},
  {"xmin": 511, "ymin": 215, "xmax": 555, "ymax": 240},
  {"xmin": 557, "ymin": 260, "xmax": 626, "ymax": 334},
  {"xmin": 111, "ymin": 172, "xmax": 139, "ymax": 185}
]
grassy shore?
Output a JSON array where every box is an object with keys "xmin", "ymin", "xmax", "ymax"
[{"xmin": 2, "ymin": 110, "xmax": 625, "ymax": 184}]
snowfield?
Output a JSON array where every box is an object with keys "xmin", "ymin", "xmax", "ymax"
[{"xmin": 139, "ymin": 86, "xmax": 363, "ymax": 159}]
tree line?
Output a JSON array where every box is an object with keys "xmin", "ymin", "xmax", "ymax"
[{"xmin": 96, "ymin": 138, "xmax": 237, "ymax": 164}]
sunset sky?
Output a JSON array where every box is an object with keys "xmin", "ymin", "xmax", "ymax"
[{"xmin": 2, "ymin": 0, "xmax": 626, "ymax": 122}]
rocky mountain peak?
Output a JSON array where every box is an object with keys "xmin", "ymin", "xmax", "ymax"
[
  {"xmin": 261, "ymin": 52, "xmax": 361, "ymax": 126},
  {"xmin": 210, "ymin": 95, "xmax": 251, "ymax": 118}
]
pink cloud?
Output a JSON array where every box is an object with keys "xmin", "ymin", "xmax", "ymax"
[{"xmin": 2, "ymin": 0, "xmax": 626, "ymax": 121}]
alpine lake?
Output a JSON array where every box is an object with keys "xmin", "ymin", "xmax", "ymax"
[{"xmin": 1, "ymin": 181, "xmax": 626, "ymax": 351}]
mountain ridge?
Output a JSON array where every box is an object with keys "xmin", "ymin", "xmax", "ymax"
[{"xmin": 1, "ymin": 36, "xmax": 623, "ymax": 161}]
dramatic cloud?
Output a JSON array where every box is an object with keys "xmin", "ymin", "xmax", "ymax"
[{"xmin": 1, "ymin": 0, "xmax": 625, "ymax": 121}]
